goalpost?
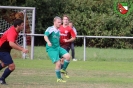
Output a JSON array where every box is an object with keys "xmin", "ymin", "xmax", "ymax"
[{"xmin": 0, "ymin": 6, "xmax": 35, "ymax": 59}]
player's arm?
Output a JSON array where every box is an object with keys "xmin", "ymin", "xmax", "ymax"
[
  {"xmin": 64, "ymin": 29, "xmax": 76, "ymax": 43},
  {"xmin": 8, "ymin": 33, "xmax": 28, "ymax": 53},
  {"xmin": 65, "ymin": 37, "xmax": 75, "ymax": 43},
  {"xmin": 44, "ymin": 27, "xmax": 52, "ymax": 46},
  {"xmin": 44, "ymin": 35, "xmax": 52, "ymax": 46},
  {"xmin": 9, "ymin": 42, "xmax": 28, "ymax": 53},
  {"xmin": 15, "ymin": 41, "xmax": 23, "ymax": 48}
]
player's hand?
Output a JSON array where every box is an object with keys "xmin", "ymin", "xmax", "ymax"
[
  {"xmin": 22, "ymin": 49, "xmax": 29, "ymax": 53},
  {"xmin": 48, "ymin": 42, "xmax": 52, "ymax": 46},
  {"xmin": 63, "ymin": 39, "xmax": 68, "ymax": 42}
]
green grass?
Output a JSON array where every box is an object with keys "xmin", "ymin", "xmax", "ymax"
[
  {"xmin": 32, "ymin": 46, "xmax": 133, "ymax": 61},
  {"xmin": 1, "ymin": 59, "xmax": 133, "ymax": 88},
  {"xmin": 1, "ymin": 47, "xmax": 133, "ymax": 88},
  {"xmin": 85, "ymin": 48, "xmax": 133, "ymax": 61},
  {"xmin": 11, "ymin": 46, "xmax": 133, "ymax": 61}
]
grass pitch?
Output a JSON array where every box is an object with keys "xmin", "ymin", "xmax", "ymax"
[
  {"xmin": 11, "ymin": 46, "xmax": 133, "ymax": 62},
  {"xmin": 0, "ymin": 59, "xmax": 133, "ymax": 88},
  {"xmin": 1, "ymin": 47, "xmax": 133, "ymax": 88}
]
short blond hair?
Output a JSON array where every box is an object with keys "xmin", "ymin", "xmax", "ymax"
[{"xmin": 53, "ymin": 16, "xmax": 61, "ymax": 22}]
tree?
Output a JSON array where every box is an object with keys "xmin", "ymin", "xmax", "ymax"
[{"xmin": 1, "ymin": 0, "xmax": 133, "ymax": 48}]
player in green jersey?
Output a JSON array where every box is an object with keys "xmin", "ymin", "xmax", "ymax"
[{"xmin": 44, "ymin": 16, "xmax": 71, "ymax": 82}]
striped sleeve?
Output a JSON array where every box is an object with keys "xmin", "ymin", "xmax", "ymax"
[{"xmin": 44, "ymin": 27, "xmax": 53, "ymax": 36}]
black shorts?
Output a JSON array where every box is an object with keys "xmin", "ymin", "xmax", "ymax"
[{"xmin": 0, "ymin": 52, "xmax": 13, "ymax": 65}]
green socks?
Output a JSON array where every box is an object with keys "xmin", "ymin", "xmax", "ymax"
[
  {"xmin": 63, "ymin": 60, "xmax": 70, "ymax": 70},
  {"xmin": 55, "ymin": 70, "xmax": 61, "ymax": 79}
]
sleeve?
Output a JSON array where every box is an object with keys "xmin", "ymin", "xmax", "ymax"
[
  {"xmin": 7, "ymin": 31, "xmax": 17, "ymax": 42},
  {"xmin": 44, "ymin": 27, "xmax": 53, "ymax": 36},
  {"xmin": 73, "ymin": 27, "xmax": 77, "ymax": 35},
  {"xmin": 70, "ymin": 28, "xmax": 76, "ymax": 38}
]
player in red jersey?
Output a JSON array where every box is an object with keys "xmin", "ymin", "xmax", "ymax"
[
  {"xmin": 59, "ymin": 15, "xmax": 76, "ymax": 78},
  {"xmin": 0, "ymin": 19, "xmax": 29, "ymax": 85},
  {"xmin": 59, "ymin": 15, "xmax": 76, "ymax": 52}
]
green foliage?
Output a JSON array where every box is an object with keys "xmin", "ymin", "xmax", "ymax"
[
  {"xmin": 0, "ymin": 0, "xmax": 16, "ymax": 5},
  {"xmin": 1, "ymin": 0, "xmax": 133, "ymax": 48},
  {"xmin": 65, "ymin": 0, "xmax": 133, "ymax": 48},
  {"xmin": 24, "ymin": 0, "xmax": 69, "ymax": 33}
]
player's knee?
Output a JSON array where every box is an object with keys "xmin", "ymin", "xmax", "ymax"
[
  {"xmin": 65, "ymin": 53, "xmax": 71, "ymax": 61},
  {"xmin": 8, "ymin": 63, "xmax": 15, "ymax": 71},
  {"xmin": 1, "ymin": 63, "xmax": 7, "ymax": 68}
]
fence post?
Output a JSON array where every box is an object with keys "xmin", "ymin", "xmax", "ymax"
[
  {"xmin": 31, "ymin": 8, "xmax": 36, "ymax": 60},
  {"xmin": 83, "ymin": 36, "xmax": 86, "ymax": 61},
  {"xmin": 22, "ymin": 9, "xmax": 26, "ymax": 59}
]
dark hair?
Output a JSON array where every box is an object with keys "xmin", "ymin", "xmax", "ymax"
[{"xmin": 13, "ymin": 19, "xmax": 24, "ymax": 27}]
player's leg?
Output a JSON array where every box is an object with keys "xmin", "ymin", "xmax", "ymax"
[
  {"xmin": 0, "ymin": 61, "xmax": 6, "ymax": 70},
  {"xmin": 71, "ymin": 42, "xmax": 77, "ymax": 61},
  {"xmin": 55, "ymin": 61, "xmax": 61, "ymax": 79},
  {"xmin": 0, "ymin": 52, "xmax": 15, "ymax": 85},
  {"xmin": 0, "ymin": 53, "xmax": 7, "ymax": 70},
  {"xmin": 0, "ymin": 63, "xmax": 15, "ymax": 84},
  {"xmin": 60, "ymin": 58, "xmax": 64, "ymax": 69},
  {"xmin": 62, "ymin": 53, "xmax": 70, "ymax": 71},
  {"xmin": 60, "ymin": 47, "xmax": 70, "ymax": 69},
  {"xmin": 55, "ymin": 61, "xmax": 66, "ymax": 82},
  {"xmin": 70, "ymin": 42, "xmax": 74, "ymax": 59},
  {"xmin": 47, "ymin": 50, "xmax": 66, "ymax": 82},
  {"xmin": 59, "ymin": 47, "xmax": 70, "ymax": 78}
]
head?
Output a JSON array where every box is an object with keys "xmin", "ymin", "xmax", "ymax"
[
  {"xmin": 62, "ymin": 15, "xmax": 69, "ymax": 26},
  {"xmin": 53, "ymin": 16, "xmax": 62, "ymax": 28},
  {"xmin": 14, "ymin": 19, "xmax": 24, "ymax": 32},
  {"xmin": 69, "ymin": 21, "xmax": 73, "ymax": 28}
]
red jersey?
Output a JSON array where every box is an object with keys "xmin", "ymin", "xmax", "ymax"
[
  {"xmin": 0, "ymin": 26, "xmax": 18, "ymax": 52},
  {"xmin": 59, "ymin": 25, "xmax": 76, "ymax": 49}
]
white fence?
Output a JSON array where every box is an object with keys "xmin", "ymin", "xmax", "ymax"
[
  {"xmin": 1, "ymin": 32, "xmax": 133, "ymax": 61},
  {"xmin": 26, "ymin": 34, "xmax": 133, "ymax": 61}
]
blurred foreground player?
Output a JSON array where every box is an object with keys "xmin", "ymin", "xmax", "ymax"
[{"xmin": 0, "ymin": 19, "xmax": 29, "ymax": 85}]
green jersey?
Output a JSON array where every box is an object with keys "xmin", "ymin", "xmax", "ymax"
[{"xmin": 44, "ymin": 26, "xmax": 60, "ymax": 51}]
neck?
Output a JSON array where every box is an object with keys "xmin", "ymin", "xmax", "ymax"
[
  {"xmin": 15, "ymin": 28, "xmax": 20, "ymax": 33},
  {"xmin": 53, "ymin": 25, "xmax": 58, "ymax": 29},
  {"xmin": 63, "ymin": 24, "xmax": 68, "ymax": 27}
]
